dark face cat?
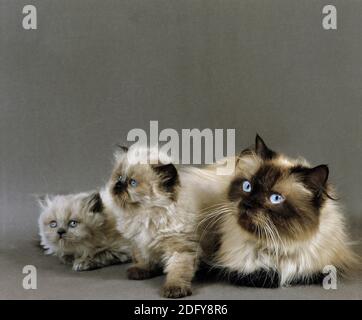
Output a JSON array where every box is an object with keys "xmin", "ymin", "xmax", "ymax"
[
  {"xmin": 109, "ymin": 146, "xmax": 179, "ymax": 209},
  {"xmin": 229, "ymin": 135, "xmax": 329, "ymax": 241}
]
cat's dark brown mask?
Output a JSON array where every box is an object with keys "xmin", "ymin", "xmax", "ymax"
[
  {"xmin": 229, "ymin": 135, "xmax": 330, "ymax": 241},
  {"xmin": 109, "ymin": 146, "xmax": 179, "ymax": 208}
]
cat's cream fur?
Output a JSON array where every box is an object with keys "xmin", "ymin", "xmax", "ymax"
[
  {"xmin": 38, "ymin": 192, "xmax": 131, "ymax": 271},
  {"xmin": 203, "ymin": 139, "xmax": 359, "ymax": 286},
  {"xmin": 38, "ymin": 137, "xmax": 357, "ymax": 290},
  {"xmin": 216, "ymin": 196, "xmax": 357, "ymax": 285}
]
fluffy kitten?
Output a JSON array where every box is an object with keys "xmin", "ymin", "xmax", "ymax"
[
  {"xmin": 38, "ymin": 192, "xmax": 131, "ymax": 271},
  {"xmin": 199, "ymin": 135, "xmax": 359, "ymax": 287},
  {"xmin": 101, "ymin": 146, "xmax": 200, "ymax": 298}
]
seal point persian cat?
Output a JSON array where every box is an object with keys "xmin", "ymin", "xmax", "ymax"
[
  {"xmin": 101, "ymin": 146, "xmax": 199, "ymax": 298},
  {"xmin": 200, "ymin": 135, "xmax": 359, "ymax": 287},
  {"xmin": 38, "ymin": 192, "xmax": 131, "ymax": 271}
]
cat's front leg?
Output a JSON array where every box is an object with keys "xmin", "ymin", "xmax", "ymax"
[
  {"xmin": 72, "ymin": 257, "xmax": 95, "ymax": 271},
  {"xmin": 72, "ymin": 250, "xmax": 131, "ymax": 271},
  {"xmin": 59, "ymin": 254, "xmax": 74, "ymax": 265},
  {"xmin": 92, "ymin": 249, "xmax": 131, "ymax": 265},
  {"xmin": 162, "ymin": 251, "xmax": 196, "ymax": 298},
  {"xmin": 127, "ymin": 248, "xmax": 162, "ymax": 280},
  {"xmin": 229, "ymin": 269, "xmax": 280, "ymax": 288},
  {"xmin": 289, "ymin": 272, "xmax": 325, "ymax": 286}
]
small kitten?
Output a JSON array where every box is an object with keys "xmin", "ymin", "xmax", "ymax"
[
  {"xmin": 101, "ymin": 146, "xmax": 199, "ymax": 298},
  {"xmin": 199, "ymin": 135, "xmax": 359, "ymax": 287},
  {"xmin": 38, "ymin": 192, "xmax": 131, "ymax": 271}
]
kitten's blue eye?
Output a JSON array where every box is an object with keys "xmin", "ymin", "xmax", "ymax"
[
  {"xmin": 49, "ymin": 221, "xmax": 57, "ymax": 228},
  {"xmin": 242, "ymin": 180, "xmax": 252, "ymax": 193},
  {"xmin": 270, "ymin": 194, "xmax": 285, "ymax": 204},
  {"xmin": 129, "ymin": 179, "xmax": 138, "ymax": 187},
  {"xmin": 68, "ymin": 220, "xmax": 78, "ymax": 228}
]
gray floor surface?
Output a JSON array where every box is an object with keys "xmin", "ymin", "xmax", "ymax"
[{"xmin": 1, "ymin": 220, "xmax": 361, "ymax": 300}]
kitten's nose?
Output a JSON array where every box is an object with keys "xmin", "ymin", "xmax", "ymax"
[
  {"xmin": 57, "ymin": 228, "xmax": 66, "ymax": 237},
  {"xmin": 114, "ymin": 180, "xmax": 127, "ymax": 193}
]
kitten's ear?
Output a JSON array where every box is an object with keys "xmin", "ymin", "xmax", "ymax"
[
  {"xmin": 87, "ymin": 192, "xmax": 103, "ymax": 213},
  {"xmin": 35, "ymin": 194, "xmax": 52, "ymax": 209},
  {"xmin": 113, "ymin": 144, "xmax": 129, "ymax": 162},
  {"xmin": 255, "ymin": 134, "xmax": 276, "ymax": 160},
  {"xmin": 152, "ymin": 163, "xmax": 179, "ymax": 193},
  {"xmin": 116, "ymin": 144, "xmax": 129, "ymax": 153}
]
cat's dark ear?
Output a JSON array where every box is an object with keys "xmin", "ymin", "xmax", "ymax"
[
  {"xmin": 152, "ymin": 163, "xmax": 179, "ymax": 195},
  {"xmin": 305, "ymin": 165, "xmax": 329, "ymax": 189},
  {"xmin": 87, "ymin": 192, "xmax": 103, "ymax": 213},
  {"xmin": 255, "ymin": 134, "xmax": 276, "ymax": 160},
  {"xmin": 114, "ymin": 144, "xmax": 129, "ymax": 162},
  {"xmin": 292, "ymin": 165, "xmax": 329, "ymax": 195},
  {"xmin": 116, "ymin": 144, "xmax": 128, "ymax": 153}
]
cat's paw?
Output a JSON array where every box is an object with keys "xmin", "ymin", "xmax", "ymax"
[
  {"xmin": 127, "ymin": 266, "xmax": 152, "ymax": 280},
  {"xmin": 72, "ymin": 260, "xmax": 93, "ymax": 272},
  {"xmin": 162, "ymin": 284, "xmax": 192, "ymax": 299}
]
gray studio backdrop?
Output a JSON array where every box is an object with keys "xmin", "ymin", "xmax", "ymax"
[{"xmin": 1, "ymin": 0, "xmax": 361, "ymax": 246}]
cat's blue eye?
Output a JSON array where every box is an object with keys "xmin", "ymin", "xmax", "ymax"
[
  {"xmin": 49, "ymin": 221, "xmax": 57, "ymax": 228},
  {"xmin": 129, "ymin": 179, "xmax": 138, "ymax": 187},
  {"xmin": 270, "ymin": 194, "xmax": 285, "ymax": 204},
  {"xmin": 242, "ymin": 180, "xmax": 252, "ymax": 193},
  {"xmin": 68, "ymin": 220, "xmax": 78, "ymax": 228}
]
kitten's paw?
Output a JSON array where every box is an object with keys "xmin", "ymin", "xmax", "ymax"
[
  {"xmin": 162, "ymin": 284, "xmax": 192, "ymax": 299},
  {"xmin": 127, "ymin": 266, "xmax": 151, "ymax": 280},
  {"xmin": 72, "ymin": 260, "xmax": 93, "ymax": 272}
]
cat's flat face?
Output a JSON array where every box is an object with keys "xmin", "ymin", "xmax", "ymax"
[
  {"xmin": 110, "ymin": 162, "xmax": 160, "ymax": 208},
  {"xmin": 38, "ymin": 193, "xmax": 103, "ymax": 249},
  {"xmin": 108, "ymin": 147, "xmax": 179, "ymax": 209},
  {"xmin": 228, "ymin": 135, "xmax": 329, "ymax": 242}
]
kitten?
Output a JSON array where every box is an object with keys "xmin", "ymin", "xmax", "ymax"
[
  {"xmin": 101, "ymin": 146, "xmax": 200, "ymax": 298},
  {"xmin": 38, "ymin": 192, "xmax": 131, "ymax": 271},
  {"xmin": 199, "ymin": 135, "xmax": 359, "ymax": 287}
]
